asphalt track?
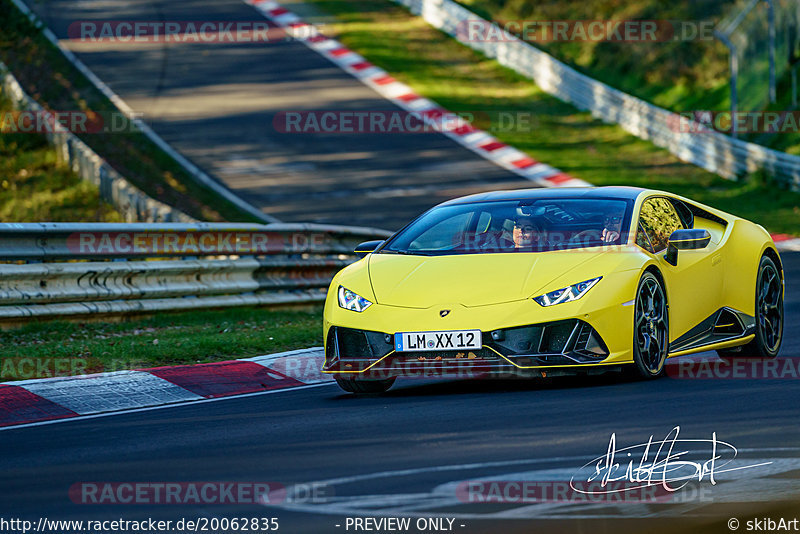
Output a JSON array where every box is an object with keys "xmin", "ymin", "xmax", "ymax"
[
  {"xmin": 26, "ymin": 0, "xmax": 539, "ymax": 228},
  {"xmin": 8, "ymin": 1, "xmax": 800, "ymax": 532},
  {"xmin": 1, "ymin": 253, "xmax": 798, "ymax": 533}
]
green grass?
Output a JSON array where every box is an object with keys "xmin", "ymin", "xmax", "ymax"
[
  {"xmin": 0, "ymin": 0, "xmax": 260, "ymax": 223},
  {"xmin": 302, "ymin": 0, "xmax": 800, "ymax": 235},
  {"xmin": 0, "ymin": 96, "xmax": 122, "ymax": 222},
  {"xmin": 454, "ymin": 0, "xmax": 800, "ymax": 155},
  {"xmin": 0, "ymin": 306, "xmax": 322, "ymax": 380},
  {"xmin": 455, "ymin": 0, "xmax": 734, "ymax": 111}
]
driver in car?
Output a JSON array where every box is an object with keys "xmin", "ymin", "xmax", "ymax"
[
  {"xmin": 565, "ymin": 207, "xmax": 625, "ymax": 245},
  {"xmin": 512, "ymin": 215, "xmax": 546, "ymax": 248}
]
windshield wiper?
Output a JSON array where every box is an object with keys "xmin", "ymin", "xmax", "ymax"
[{"xmin": 380, "ymin": 249, "xmax": 432, "ymax": 256}]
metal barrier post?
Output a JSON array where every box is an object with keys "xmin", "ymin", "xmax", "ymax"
[{"xmin": 715, "ymin": 31, "xmax": 739, "ymax": 139}]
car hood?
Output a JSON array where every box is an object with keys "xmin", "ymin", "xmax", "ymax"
[{"xmin": 367, "ymin": 251, "xmax": 604, "ymax": 308}]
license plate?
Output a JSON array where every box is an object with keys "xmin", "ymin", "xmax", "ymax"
[{"xmin": 394, "ymin": 330, "xmax": 482, "ymax": 352}]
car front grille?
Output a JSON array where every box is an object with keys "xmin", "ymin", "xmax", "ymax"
[
  {"xmin": 393, "ymin": 348, "xmax": 499, "ymax": 362},
  {"xmin": 488, "ymin": 319, "xmax": 609, "ymax": 363},
  {"xmin": 330, "ymin": 326, "xmax": 393, "ymax": 360},
  {"xmin": 328, "ymin": 319, "xmax": 609, "ymax": 366}
]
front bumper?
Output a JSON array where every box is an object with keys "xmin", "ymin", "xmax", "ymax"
[
  {"xmin": 323, "ymin": 268, "xmax": 639, "ymax": 378},
  {"xmin": 323, "ymin": 319, "xmax": 615, "ymax": 379}
]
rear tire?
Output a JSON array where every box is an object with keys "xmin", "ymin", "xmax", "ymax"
[
  {"xmin": 717, "ymin": 255, "xmax": 782, "ymax": 359},
  {"xmin": 631, "ymin": 271, "xmax": 669, "ymax": 379},
  {"xmin": 335, "ymin": 376, "xmax": 396, "ymax": 394}
]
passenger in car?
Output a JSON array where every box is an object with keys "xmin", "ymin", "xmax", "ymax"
[
  {"xmin": 601, "ymin": 212, "xmax": 624, "ymax": 243},
  {"xmin": 512, "ymin": 215, "xmax": 546, "ymax": 248}
]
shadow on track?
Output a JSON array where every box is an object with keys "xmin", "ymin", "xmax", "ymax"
[{"xmin": 326, "ymin": 365, "xmax": 662, "ymax": 400}]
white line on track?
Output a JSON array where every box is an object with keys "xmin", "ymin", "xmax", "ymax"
[{"xmin": 262, "ymin": 453, "xmax": 800, "ymax": 520}]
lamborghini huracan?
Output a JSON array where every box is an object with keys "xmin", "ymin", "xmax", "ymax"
[{"xmin": 322, "ymin": 187, "xmax": 784, "ymax": 393}]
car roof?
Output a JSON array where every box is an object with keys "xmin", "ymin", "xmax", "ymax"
[{"xmin": 438, "ymin": 186, "xmax": 647, "ymax": 206}]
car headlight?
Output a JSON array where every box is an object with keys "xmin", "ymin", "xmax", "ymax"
[
  {"xmin": 338, "ymin": 286, "xmax": 373, "ymax": 312},
  {"xmin": 533, "ymin": 277, "xmax": 602, "ymax": 307}
]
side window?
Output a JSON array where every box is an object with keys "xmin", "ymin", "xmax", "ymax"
[
  {"xmin": 475, "ymin": 211, "xmax": 492, "ymax": 234},
  {"xmin": 637, "ymin": 197, "xmax": 684, "ymax": 253},
  {"xmin": 636, "ymin": 223, "xmax": 654, "ymax": 253}
]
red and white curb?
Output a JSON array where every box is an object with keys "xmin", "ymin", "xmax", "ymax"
[
  {"xmin": 242, "ymin": 0, "xmax": 800, "ymax": 243},
  {"xmin": 0, "ymin": 348, "xmax": 328, "ymax": 428},
  {"xmin": 244, "ymin": 0, "xmax": 588, "ymax": 188},
  {"xmin": 771, "ymin": 234, "xmax": 800, "ymax": 252},
  {"xmin": 246, "ymin": 0, "xmax": 800, "ymax": 250}
]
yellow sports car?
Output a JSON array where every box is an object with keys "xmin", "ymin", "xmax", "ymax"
[{"xmin": 322, "ymin": 187, "xmax": 784, "ymax": 393}]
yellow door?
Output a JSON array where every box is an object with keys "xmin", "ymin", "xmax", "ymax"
[{"xmin": 636, "ymin": 196, "xmax": 722, "ymax": 342}]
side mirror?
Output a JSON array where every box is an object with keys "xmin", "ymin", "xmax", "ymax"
[
  {"xmin": 664, "ymin": 229, "xmax": 711, "ymax": 266},
  {"xmin": 354, "ymin": 240, "xmax": 384, "ymax": 258}
]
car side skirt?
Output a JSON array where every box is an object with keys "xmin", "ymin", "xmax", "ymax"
[
  {"xmin": 667, "ymin": 307, "xmax": 756, "ymax": 357},
  {"xmin": 668, "ymin": 335, "xmax": 756, "ymax": 358}
]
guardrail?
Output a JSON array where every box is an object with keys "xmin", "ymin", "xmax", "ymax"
[
  {"xmin": 0, "ymin": 223, "xmax": 392, "ymax": 322},
  {"xmin": 7, "ymin": 0, "xmax": 276, "ymax": 223},
  {"xmin": 391, "ymin": 0, "xmax": 800, "ymax": 190},
  {"xmin": 1, "ymin": 63, "xmax": 197, "ymax": 224}
]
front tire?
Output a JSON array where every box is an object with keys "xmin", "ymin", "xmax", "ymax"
[
  {"xmin": 718, "ymin": 255, "xmax": 783, "ymax": 359},
  {"xmin": 335, "ymin": 376, "xmax": 396, "ymax": 394},
  {"xmin": 632, "ymin": 271, "xmax": 669, "ymax": 378}
]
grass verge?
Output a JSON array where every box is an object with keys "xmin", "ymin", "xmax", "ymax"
[
  {"xmin": 302, "ymin": 0, "xmax": 800, "ymax": 235},
  {"xmin": 0, "ymin": 306, "xmax": 322, "ymax": 380},
  {"xmin": 0, "ymin": 95, "xmax": 122, "ymax": 221},
  {"xmin": 454, "ymin": 0, "xmax": 734, "ymax": 112},
  {"xmin": 454, "ymin": 0, "xmax": 800, "ymax": 155},
  {"xmin": 0, "ymin": 0, "xmax": 260, "ymax": 222}
]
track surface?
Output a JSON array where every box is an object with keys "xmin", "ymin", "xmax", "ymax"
[
  {"xmin": 2, "ymin": 253, "xmax": 799, "ymax": 533},
  {"xmin": 9, "ymin": 2, "xmax": 800, "ymax": 531},
  {"xmin": 27, "ymin": 0, "xmax": 539, "ymax": 228}
]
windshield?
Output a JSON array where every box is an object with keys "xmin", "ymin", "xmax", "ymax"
[{"xmin": 380, "ymin": 198, "xmax": 633, "ymax": 256}]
